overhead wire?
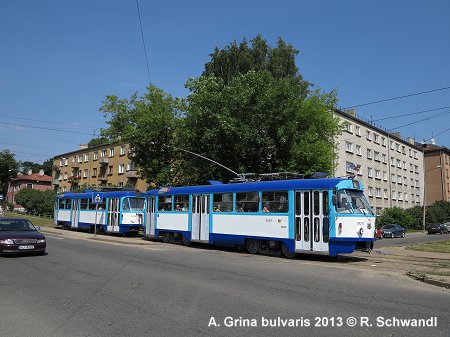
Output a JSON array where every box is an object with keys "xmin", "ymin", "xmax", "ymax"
[{"xmin": 135, "ymin": 0, "xmax": 151, "ymax": 84}]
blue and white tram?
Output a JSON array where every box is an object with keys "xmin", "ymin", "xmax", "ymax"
[
  {"xmin": 144, "ymin": 178, "xmax": 375, "ymax": 257},
  {"xmin": 54, "ymin": 191, "xmax": 145, "ymax": 235}
]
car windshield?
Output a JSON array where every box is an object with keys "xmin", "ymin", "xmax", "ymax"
[
  {"xmin": 123, "ymin": 198, "xmax": 144, "ymax": 211},
  {"xmin": 382, "ymin": 225, "xmax": 395, "ymax": 230},
  {"xmin": 0, "ymin": 219, "xmax": 37, "ymax": 231},
  {"xmin": 336, "ymin": 189, "xmax": 374, "ymax": 215}
]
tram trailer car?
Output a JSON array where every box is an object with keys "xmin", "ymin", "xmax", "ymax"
[
  {"xmin": 54, "ymin": 191, "xmax": 145, "ymax": 235},
  {"xmin": 144, "ymin": 178, "xmax": 375, "ymax": 257}
]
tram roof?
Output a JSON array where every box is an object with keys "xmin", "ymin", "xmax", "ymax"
[
  {"xmin": 147, "ymin": 178, "xmax": 359, "ymax": 196},
  {"xmin": 56, "ymin": 190, "xmax": 142, "ymax": 199}
]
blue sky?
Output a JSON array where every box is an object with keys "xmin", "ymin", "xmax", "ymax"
[{"xmin": 1, "ymin": 0, "xmax": 450, "ymax": 164}]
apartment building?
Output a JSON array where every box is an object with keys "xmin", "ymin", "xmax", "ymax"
[
  {"xmin": 334, "ymin": 109, "xmax": 424, "ymax": 215},
  {"xmin": 52, "ymin": 142, "xmax": 147, "ymax": 193},
  {"xmin": 422, "ymin": 144, "xmax": 450, "ymax": 205}
]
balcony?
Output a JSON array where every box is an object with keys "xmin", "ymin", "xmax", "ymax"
[
  {"xmin": 71, "ymin": 163, "xmax": 80, "ymax": 168},
  {"xmin": 98, "ymin": 176, "xmax": 108, "ymax": 181},
  {"xmin": 99, "ymin": 157, "xmax": 109, "ymax": 165},
  {"xmin": 125, "ymin": 170, "xmax": 138, "ymax": 178}
]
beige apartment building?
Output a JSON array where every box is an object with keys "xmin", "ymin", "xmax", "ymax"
[
  {"xmin": 423, "ymin": 144, "xmax": 450, "ymax": 205},
  {"xmin": 52, "ymin": 142, "xmax": 147, "ymax": 193},
  {"xmin": 334, "ymin": 109, "xmax": 424, "ymax": 215}
]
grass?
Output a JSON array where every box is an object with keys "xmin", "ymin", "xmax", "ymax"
[
  {"xmin": 408, "ymin": 240, "xmax": 450, "ymax": 254},
  {"xmin": 4, "ymin": 211, "xmax": 54, "ymax": 228}
]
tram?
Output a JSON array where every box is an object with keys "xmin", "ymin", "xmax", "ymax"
[
  {"xmin": 54, "ymin": 190, "xmax": 145, "ymax": 235},
  {"xmin": 143, "ymin": 177, "xmax": 376, "ymax": 257}
]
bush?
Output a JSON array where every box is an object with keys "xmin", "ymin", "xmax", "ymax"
[{"xmin": 14, "ymin": 189, "xmax": 56, "ymax": 214}]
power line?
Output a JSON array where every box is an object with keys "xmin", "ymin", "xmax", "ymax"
[
  {"xmin": 0, "ymin": 121, "xmax": 94, "ymax": 135},
  {"xmin": 391, "ymin": 110, "xmax": 450, "ymax": 130},
  {"xmin": 0, "ymin": 113, "xmax": 95, "ymax": 130},
  {"xmin": 372, "ymin": 106, "xmax": 450, "ymax": 122},
  {"xmin": 344, "ymin": 86, "xmax": 450, "ymax": 109},
  {"xmin": 0, "ymin": 142, "xmax": 67, "ymax": 152},
  {"xmin": 135, "ymin": 0, "xmax": 151, "ymax": 84}
]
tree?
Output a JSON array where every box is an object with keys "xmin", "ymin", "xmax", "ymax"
[
  {"xmin": 14, "ymin": 188, "xmax": 55, "ymax": 214},
  {"xmin": 376, "ymin": 207, "xmax": 415, "ymax": 229},
  {"xmin": 42, "ymin": 158, "xmax": 54, "ymax": 176},
  {"xmin": 426, "ymin": 200, "xmax": 450, "ymax": 224},
  {"xmin": 88, "ymin": 136, "xmax": 109, "ymax": 147},
  {"xmin": 182, "ymin": 36, "xmax": 340, "ymax": 184},
  {"xmin": 0, "ymin": 150, "xmax": 19, "ymax": 196},
  {"xmin": 405, "ymin": 206, "xmax": 423, "ymax": 230},
  {"xmin": 19, "ymin": 161, "xmax": 42, "ymax": 175},
  {"xmin": 99, "ymin": 85, "xmax": 184, "ymax": 187}
]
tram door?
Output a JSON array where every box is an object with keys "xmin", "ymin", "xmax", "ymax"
[
  {"xmin": 191, "ymin": 194, "xmax": 210, "ymax": 242},
  {"xmin": 71, "ymin": 199, "xmax": 79, "ymax": 228},
  {"xmin": 145, "ymin": 196, "xmax": 156, "ymax": 237},
  {"xmin": 294, "ymin": 190, "xmax": 329, "ymax": 252},
  {"xmin": 107, "ymin": 198, "xmax": 120, "ymax": 232}
]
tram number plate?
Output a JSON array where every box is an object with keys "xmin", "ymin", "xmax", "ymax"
[{"xmin": 18, "ymin": 245, "xmax": 35, "ymax": 250}]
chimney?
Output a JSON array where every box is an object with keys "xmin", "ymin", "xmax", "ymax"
[
  {"xmin": 79, "ymin": 144, "xmax": 88, "ymax": 150},
  {"xmin": 407, "ymin": 137, "xmax": 415, "ymax": 145},
  {"xmin": 392, "ymin": 132, "xmax": 401, "ymax": 138},
  {"xmin": 345, "ymin": 109, "xmax": 357, "ymax": 117},
  {"xmin": 39, "ymin": 169, "xmax": 44, "ymax": 176}
]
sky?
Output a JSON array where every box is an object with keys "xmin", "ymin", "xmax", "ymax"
[{"xmin": 1, "ymin": 0, "xmax": 450, "ymax": 164}]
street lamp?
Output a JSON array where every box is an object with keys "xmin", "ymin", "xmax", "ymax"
[{"xmin": 422, "ymin": 165, "xmax": 442, "ymax": 232}]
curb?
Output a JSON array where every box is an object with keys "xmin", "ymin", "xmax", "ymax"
[{"xmin": 407, "ymin": 271, "xmax": 450, "ymax": 289}]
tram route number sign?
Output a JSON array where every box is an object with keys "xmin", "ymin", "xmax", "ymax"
[{"xmin": 91, "ymin": 192, "xmax": 104, "ymax": 204}]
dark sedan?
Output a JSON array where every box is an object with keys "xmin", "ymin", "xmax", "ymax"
[
  {"xmin": 427, "ymin": 223, "xmax": 449, "ymax": 235},
  {"xmin": 0, "ymin": 218, "xmax": 46, "ymax": 255},
  {"xmin": 381, "ymin": 224, "xmax": 405, "ymax": 238}
]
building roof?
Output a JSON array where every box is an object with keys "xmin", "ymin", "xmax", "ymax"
[
  {"xmin": 422, "ymin": 143, "xmax": 450, "ymax": 154},
  {"xmin": 10, "ymin": 173, "xmax": 52, "ymax": 183}
]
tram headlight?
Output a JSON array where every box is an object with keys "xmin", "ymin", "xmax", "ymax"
[{"xmin": 359, "ymin": 228, "xmax": 364, "ymax": 235}]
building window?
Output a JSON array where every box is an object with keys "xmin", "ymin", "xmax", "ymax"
[
  {"xmin": 345, "ymin": 141, "xmax": 354, "ymax": 153},
  {"xmin": 410, "ymin": 163, "xmax": 413, "ymax": 172},
  {"xmin": 403, "ymin": 176, "xmax": 407, "ymax": 186},
  {"xmin": 390, "ymin": 157, "xmax": 395, "ymax": 166},
  {"xmin": 375, "ymin": 188, "xmax": 381, "ymax": 198},
  {"xmin": 383, "ymin": 171, "xmax": 388, "ymax": 181},
  {"xmin": 355, "ymin": 145, "xmax": 362, "ymax": 156},
  {"xmin": 72, "ymin": 157, "xmax": 75, "ymax": 163},
  {"xmin": 402, "ymin": 146, "xmax": 406, "ymax": 154},
  {"xmin": 120, "ymin": 145, "xmax": 126, "ymax": 156},
  {"xmin": 414, "ymin": 165, "xmax": 419, "ymax": 173},
  {"xmin": 410, "ymin": 178, "xmax": 414, "ymax": 187},
  {"xmin": 367, "ymin": 149, "xmax": 372, "ymax": 159},
  {"xmin": 345, "ymin": 122, "xmax": 353, "ymax": 133},
  {"xmin": 355, "ymin": 126, "xmax": 361, "ymax": 136},
  {"xmin": 92, "ymin": 168, "xmax": 97, "ymax": 177},
  {"xmin": 64, "ymin": 173, "xmax": 68, "ymax": 180},
  {"xmin": 373, "ymin": 134, "xmax": 379, "ymax": 144},
  {"xmin": 390, "ymin": 141, "xmax": 394, "ymax": 150},
  {"xmin": 93, "ymin": 152, "xmax": 98, "ymax": 160},
  {"xmin": 64, "ymin": 158, "xmax": 68, "ymax": 166},
  {"xmin": 375, "ymin": 170, "xmax": 381, "ymax": 179},
  {"xmin": 384, "ymin": 189, "xmax": 389, "ymax": 199},
  {"xmin": 84, "ymin": 154, "xmax": 89, "ymax": 162},
  {"xmin": 415, "ymin": 180, "xmax": 419, "ymax": 188},
  {"xmin": 392, "ymin": 190, "xmax": 396, "ymax": 200},
  {"xmin": 391, "ymin": 174, "xmax": 396, "ymax": 183},
  {"xmin": 414, "ymin": 151, "xmax": 418, "ymax": 159},
  {"xmin": 26, "ymin": 183, "xmax": 33, "ymax": 189},
  {"xmin": 405, "ymin": 193, "xmax": 408, "ymax": 202},
  {"xmin": 83, "ymin": 169, "xmax": 88, "ymax": 178},
  {"xmin": 396, "ymin": 159, "xmax": 401, "ymax": 168},
  {"xmin": 381, "ymin": 137, "xmax": 386, "ymax": 147},
  {"xmin": 382, "ymin": 154, "xmax": 387, "ymax": 163},
  {"xmin": 416, "ymin": 195, "xmax": 420, "ymax": 203},
  {"xmin": 402, "ymin": 161, "xmax": 407, "ymax": 170},
  {"xmin": 118, "ymin": 164, "xmax": 125, "ymax": 174},
  {"xmin": 127, "ymin": 162, "xmax": 136, "ymax": 171},
  {"xmin": 109, "ymin": 148, "xmax": 114, "ymax": 157},
  {"xmin": 374, "ymin": 151, "xmax": 380, "ymax": 161},
  {"xmin": 368, "ymin": 167, "xmax": 373, "ymax": 178},
  {"xmin": 78, "ymin": 155, "xmax": 83, "ymax": 163},
  {"xmin": 396, "ymin": 143, "xmax": 400, "ymax": 152},
  {"xmin": 366, "ymin": 130, "xmax": 372, "ymax": 141},
  {"xmin": 101, "ymin": 149, "xmax": 107, "ymax": 158},
  {"xmin": 368, "ymin": 187, "xmax": 373, "ymax": 197},
  {"xmin": 108, "ymin": 166, "xmax": 113, "ymax": 175}
]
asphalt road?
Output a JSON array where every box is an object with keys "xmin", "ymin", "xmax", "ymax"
[
  {"xmin": 374, "ymin": 231, "xmax": 450, "ymax": 248},
  {"xmin": 1, "ymin": 233, "xmax": 449, "ymax": 337}
]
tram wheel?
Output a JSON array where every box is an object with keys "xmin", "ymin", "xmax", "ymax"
[
  {"xmin": 245, "ymin": 239, "xmax": 260, "ymax": 254},
  {"xmin": 281, "ymin": 243, "xmax": 295, "ymax": 258},
  {"xmin": 182, "ymin": 236, "xmax": 191, "ymax": 246},
  {"xmin": 161, "ymin": 232, "xmax": 170, "ymax": 243}
]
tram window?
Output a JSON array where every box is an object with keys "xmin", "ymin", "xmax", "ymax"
[
  {"xmin": 295, "ymin": 217, "xmax": 301, "ymax": 241},
  {"xmin": 192, "ymin": 196, "xmax": 197, "ymax": 213},
  {"xmin": 174, "ymin": 195, "xmax": 189, "ymax": 212},
  {"xmin": 314, "ymin": 192, "xmax": 320, "ymax": 215},
  {"xmin": 80, "ymin": 198, "xmax": 89, "ymax": 210},
  {"xmin": 323, "ymin": 218, "xmax": 329, "ymax": 243},
  {"xmin": 158, "ymin": 196, "xmax": 172, "ymax": 211},
  {"xmin": 304, "ymin": 192, "xmax": 309, "ymax": 216},
  {"xmin": 304, "ymin": 218, "xmax": 309, "ymax": 242},
  {"xmin": 295, "ymin": 192, "xmax": 301, "ymax": 215},
  {"xmin": 236, "ymin": 192, "xmax": 259, "ymax": 212},
  {"xmin": 64, "ymin": 200, "xmax": 71, "ymax": 209},
  {"xmin": 323, "ymin": 192, "xmax": 329, "ymax": 215},
  {"xmin": 337, "ymin": 191, "xmax": 352, "ymax": 214},
  {"xmin": 89, "ymin": 200, "xmax": 97, "ymax": 210},
  {"xmin": 262, "ymin": 191, "xmax": 288, "ymax": 213},
  {"xmin": 314, "ymin": 218, "xmax": 320, "ymax": 242},
  {"xmin": 213, "ymin": 193, "xmax": 233, "ymax": 212},
  {"xmin": 58, "ymin": 199, "xmax": 65, "ymax": 209},
  {"xmin": 126, "ymin": 198, "xmax": 145, "ymax": 211}
]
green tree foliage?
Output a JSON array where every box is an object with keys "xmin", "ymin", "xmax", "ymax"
[
  {"xmin": 405, "ymin": 206, "xmax": 424, "ymax": 230},
  {"xmin": 182, "ymin": 36, "xmax": 340, "ymax": 183},
  {"xmin": 0, "ymin": 150, "xmax": 19, "ymax": 196},
  {"xmin": 99, "ymin": 85, "xmax": 183, "ymax": 187},
  {"xmin": 42, "ymin": 158, "xmax": 54, "ymax": 176},
  {"xmin": 376, "ymin": 207, "xmax": 415, "ymax": 229},
  {"xmin": 19, "ymin": 161, "xmax": 42, "ymax": 175},
  {"xmin": 88, "ymin": 136, "xmax": 109, "ymax": 147},
  {"xmin": 426, "ymin": 200, "xmax": 450, "ymax": 224},
  {"xmin": 14, "ymin": 188, "xmax": 55, "ymax": 214}
]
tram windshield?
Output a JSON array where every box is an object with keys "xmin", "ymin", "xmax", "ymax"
[
  {"xmin": 123, "ymin": 197, "xmax": 145, "ymax": 211},
  {"xmin": 336, "ymin": 189, "xmax": 374, "ymax": 215}
]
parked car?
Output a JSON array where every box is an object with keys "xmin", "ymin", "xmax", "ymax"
[
  {"xmin": 374, "ymin": 228, "xmax": 383, "ymax": 239},
  {"xmin": 444, "ymin": 222, "xmax": 450, "ymax": 232},
  {"xmin": 381, "ymin": 224, "xmax": 405, "ymax": 238},
  {"xmin": 427, "ymin": 223, "xmax": 449, "ymax": 235},
  {"xmin": 0, "ymin": 218, "xmax": 46, "ymax": 255}
]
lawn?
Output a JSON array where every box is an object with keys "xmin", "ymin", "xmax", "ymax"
[
  {"xmin": 3, "ymin": 211, "xmax": 54, "ymax": 228},
  {"xmin": 408, "ymin": 240, "xmax": 450, "ymax": 254}
]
